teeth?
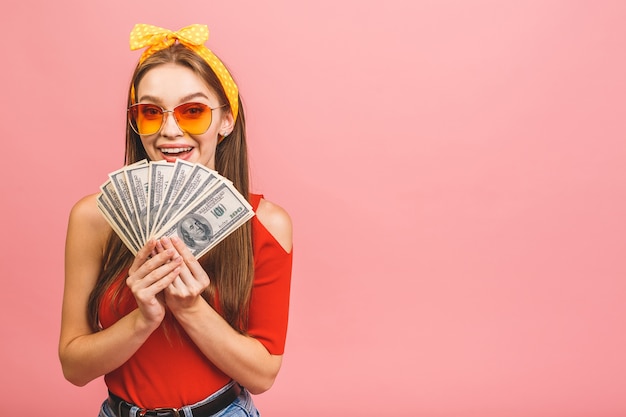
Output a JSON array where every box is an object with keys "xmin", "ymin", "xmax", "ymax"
[{"xmin": 160, "ymin": 147, "xmax": 192, "ymax": 154}]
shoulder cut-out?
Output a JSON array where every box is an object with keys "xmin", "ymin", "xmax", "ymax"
[{"xmin": 255, "ymin": 198, "xmax": 293, "ymax": 253}]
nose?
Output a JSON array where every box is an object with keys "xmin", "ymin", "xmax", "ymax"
[{"xmin": 160, "ymin": 110, "xmax": 183, "ymax": 138}]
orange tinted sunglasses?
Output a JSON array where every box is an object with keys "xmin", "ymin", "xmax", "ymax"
[{"xmin": 127, "ymin": 102, "xmax": 227, "ymax": 135}]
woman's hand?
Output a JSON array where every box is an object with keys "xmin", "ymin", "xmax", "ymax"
[
  {"xmin": 126, "ymin": 240, "xmax": 183, "ymax": 330},
  {"xmin": 155, "ymin": 236, "xmax": 211, "ymax": 312}
]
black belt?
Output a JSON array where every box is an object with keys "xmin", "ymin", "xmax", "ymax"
[{"xmin": 108, "ymin": 383, "xmax": 241, "ymax": 417}]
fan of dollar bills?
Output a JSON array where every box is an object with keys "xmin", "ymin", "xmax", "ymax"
[{"xmin": 97, "ymin": 159, "xmax": 254, "ymax": 259}]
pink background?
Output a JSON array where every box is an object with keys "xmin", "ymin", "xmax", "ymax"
[{"xmin": 1, "ymin": 1, "xmax": 625, "ymax": 415}]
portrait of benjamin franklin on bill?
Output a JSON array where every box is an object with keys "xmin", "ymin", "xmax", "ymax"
[{"xmin": 177, "ymin": 213, "xmax": 213, "ymax": 250}]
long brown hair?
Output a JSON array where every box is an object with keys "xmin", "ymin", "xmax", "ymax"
[{"xmin": 88, "ymin": 44, "xmax": 254, "ymax": 334}]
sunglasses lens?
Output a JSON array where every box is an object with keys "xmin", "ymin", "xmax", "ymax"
[
  {"xmin": 128, "ymin": 104, "xmax": 163, "ymax": 135},
  {"xmin": 174, "ymin": 102, "xmax": 212, "ymax": 135}
]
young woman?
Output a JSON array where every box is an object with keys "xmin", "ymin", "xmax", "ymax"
[{"xmin": 59, "ymin": 24, "xmax": 293, "ymax": 417}]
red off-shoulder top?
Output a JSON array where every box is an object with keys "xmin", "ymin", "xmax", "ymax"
[{"xmin": 99, "ymin": 194, "xmax": 292, "ymax": 408}]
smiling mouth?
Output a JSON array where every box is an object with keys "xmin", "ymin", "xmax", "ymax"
[{"xmin": 159, "ymin": 147, "xmax": 193, "ymax": 155}]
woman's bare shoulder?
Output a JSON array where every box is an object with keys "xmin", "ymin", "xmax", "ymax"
[
  {"xmin": 68, "ymin": 193, "xmax": 111, "ymax": 239},
  {"xmin": 255, "ymin": 197, "xmax": 292, "ymax": 253}
]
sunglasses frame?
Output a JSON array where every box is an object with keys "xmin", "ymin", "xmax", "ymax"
[{"xmin": 127, "ymin": 102, "xmax": 228, "ymax": 136}]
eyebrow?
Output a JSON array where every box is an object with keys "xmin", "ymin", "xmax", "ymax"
[{"xmin": 137, "ymin": 92, "xmax": 211, "ymax": 104}]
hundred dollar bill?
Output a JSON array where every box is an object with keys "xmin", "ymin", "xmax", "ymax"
[
  {"xmin": 146, "ymin": 161, "xmax": 175, "ymax": 238},
  {"xmin": 152, "ymin": 163, "xmax": 222, "ymax": 237},
  {"xmin": 97, "ymin": 193, "xmax": 140, "ymax": 254},
  {"xmin": 107, "ymin": 160, "xmax": 148, "ymax": 244},
  {"xmin": 109, "ymin": 168, "xmax": 142, "ymax": 245},
  {"xmin": 97, "ymin": 160, "xmax": 253, "ymax": 257},
  {"xmin": 100, "ymin": 178, "xmax": 143, "ymax": 247},
  {"xmin": 151, "ymin": 159, "xmax": 195, "ymax": 235},
  {"xmin": 124, "ymin": 163, "xmax": 150, "ymax": 242},
  {"xmin": 156, "ymin": 182, "xmax": 255, "ymax": 259}
]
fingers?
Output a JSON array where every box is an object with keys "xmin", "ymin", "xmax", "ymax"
[
  {"xmin": 152, "ymin": 237, "xmax": 193, "ymax": 285},
  {"xmin": 166, "ymin": 236, "xmax": 210, "ymax": 285},
  {"xmin": 156, "ymin": 236, "xmax": 211, "ymax": 301},
  {"xmin": 130, "ymin": 262, "xmax": 181, "ymax": 301},
  {"xmin": 127, "ymin": 248, "xmax": 181, "ymax": 291},
  {"xmin": 125, "ymin": 247, "xmax": 183, "ymax": 325},
  {"xmin": 128, "ymin": 239, "xmax": 157, "ymax": 275}
]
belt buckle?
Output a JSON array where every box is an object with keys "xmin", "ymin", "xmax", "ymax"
[{"xmin": 152, "ymin": 407, "xmax": 180, "ymax": 417}]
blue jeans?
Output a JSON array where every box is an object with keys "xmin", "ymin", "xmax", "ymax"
[{"xmin": 98, "ymin": 383, "xmax": 260, "ymax": 417}]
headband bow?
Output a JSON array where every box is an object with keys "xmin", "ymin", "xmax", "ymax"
[{"xmin": 129, "ymin": 24, "xmax": 239, "ymax": 121}]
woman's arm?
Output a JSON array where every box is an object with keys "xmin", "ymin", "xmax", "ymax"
[
  {"xmin": 163, "ymin": 198, "xmax": 293, "ymax": 394},
  {"xmin": 58, "ymin": 194, "xmax": 182, "ymax": 386}
]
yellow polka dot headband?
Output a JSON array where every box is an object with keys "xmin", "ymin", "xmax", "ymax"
[{"xmin": 129, "ymin": 23, "xmax": 239, "ymax": 121}]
